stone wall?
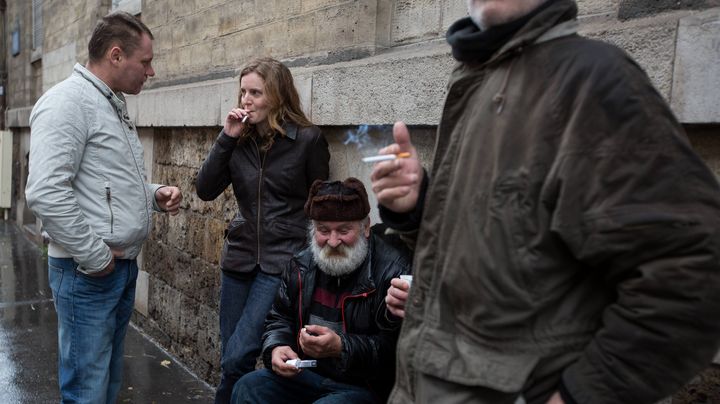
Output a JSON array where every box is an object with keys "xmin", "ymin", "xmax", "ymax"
[{"xmin": 3, "ymin": 0, "xmax": 719, "ymax": 390}]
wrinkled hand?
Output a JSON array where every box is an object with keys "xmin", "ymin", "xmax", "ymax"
[
  {"xmin": 546, "ymin": 392, "xmax": 565, "ymax": 404},
  {"xmin": 270, "ymin": 346, "xmax": 301, "ymax": 378},
  {"xmin": 88, "ymin": 248, "xmax": 124, "ymax": 278},
  {"xmin": 386, "ymin": 277, "xmax": 411, "ymax": 318},
  {"xmin": 155, "ymin": 186, "xmax": 183, "ymax": 216},
  {"xmin": 298, "ymin": 325, "xmax": 342, "ymax": 359},
  {"xmin": 370, "ymin": 121, "xmax": 423, "ymax": 213},
  {"xmin": 223, "ymin": 108, "xmax": 250, "ymax": 138}
]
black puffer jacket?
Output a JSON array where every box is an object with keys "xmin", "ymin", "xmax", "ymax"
[
  {"xmin": 262, "ymin": 230, "xmax": 411, "ymax": 400},
  {"xmin": 196, "ymin": 123, "xmax": 329, "ymax": 275}
]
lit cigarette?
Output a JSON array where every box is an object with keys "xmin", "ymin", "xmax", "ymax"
[
  {"xmin": 241, "ymin": 115, "xmax": 249, "ymax": 123},
  {"xmin": 361, "ymin": 152, "xmax": 411, "ymax": 163}
]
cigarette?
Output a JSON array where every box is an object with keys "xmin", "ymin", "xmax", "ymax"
[
  {"xmin": 361, "ymin": 152, "xmax": 411, "ymax": 163},
  {"xmin": 241, "ymin": 115, "xmax": 249, "ymax": 123}
]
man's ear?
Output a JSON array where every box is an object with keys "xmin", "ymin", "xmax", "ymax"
[
  {"xmin": 363, "ymin": 218, "xmax": 371, "ymax": 238},
  {"xmin": 108, "ymin": 46, "xmax": 123, "ymax": 65}
]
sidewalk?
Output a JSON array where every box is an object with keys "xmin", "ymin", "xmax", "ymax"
[{"xmin": 0, "ymin": 221, "xmax": 214, "ymax": 403}]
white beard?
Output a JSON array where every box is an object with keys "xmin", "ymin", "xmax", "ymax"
[{"xmin": 310, "ymin": 232, "xmax": 369, "ymax": 277}]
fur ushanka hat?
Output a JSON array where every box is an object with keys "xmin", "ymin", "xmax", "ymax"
[{"xmin": 304, "ymin": 177, "xmax": 370, "ymax": 221}]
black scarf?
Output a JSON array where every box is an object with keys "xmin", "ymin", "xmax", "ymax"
[{"xmin": 446, "ymin": 0, "xmax": 559, "ymax": 63}]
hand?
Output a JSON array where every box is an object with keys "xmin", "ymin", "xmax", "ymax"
[
  {"xmin": 155, "ymin": 186, "xmax": 183, "ymax": 216},
  {"xmin": 370, "ymin": 121, "xmax": 423, "ymax": 213},
  {"xmin": 88, "ymin": 248, "xmax": 124, "ymax": 277},
  {"xmin": 386, "ymin": 277, "xmax": 411, "ymax": 318},
  {"xmin": 223, "ymin": 108, "xmax": 250, "ymax": 138},
  {"xmin": 546, "ymin": 392, "xmax": 565, "ymax": 404},
  {"xmin": 298, "ymin": 325, "xmax": 342, "ymax": 358},
  {"xmin": 270, "ymin": 346, "xmax": 301, "ymax": 378}
]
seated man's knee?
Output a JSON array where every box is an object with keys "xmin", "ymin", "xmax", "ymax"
[{"xmin": 230, "ymin": 369, "xmax": 271, "ymax": 403}]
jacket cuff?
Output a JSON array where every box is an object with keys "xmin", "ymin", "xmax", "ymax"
[
  {"xmin": 217, "ymin": 130, "xmax": 239, "ymax": 148},
  {"xmin": 148, "ymin": 183, "xmax": 165, "ymax": 212}
]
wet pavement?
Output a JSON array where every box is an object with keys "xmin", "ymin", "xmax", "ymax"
[{"xmin": 0, "ymin": 221, "xmax": 214, "ymax": 403}]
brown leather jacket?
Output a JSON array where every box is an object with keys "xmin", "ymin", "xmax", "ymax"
[
  {"xmin": 384, "ymin": 1, "xmax": 720, "ymax": 403},
  {"xmin": 196, "ymin": 123, "xmax": 329, "ymax": 276}
]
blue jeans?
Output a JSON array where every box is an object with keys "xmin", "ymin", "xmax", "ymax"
[
  {"xmin": 48, "ymin": 257, "xmax": 138, "ymax": 404},
  {"xmin": 231, "ymin": 368, "xmax": 377, "ymax": 404},
  {"xmin": 215, "ymin": 271, "xmax": 281, "ymax": 404}
]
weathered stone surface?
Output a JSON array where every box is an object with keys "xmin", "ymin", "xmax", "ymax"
[
  {"xmin": 311, "ymin": 46, "xmax": 454, "ymax": 126},
  {"xmin": 618, "ymin": 0, "xmax": 716, "ymax": 20},
  {"xmin": 671, "ymin": 9, "xmax": 720, "ymax": 124},
  {"xmin": 577, "ymin": 0, "xmax": 619, "ymax": 17},
  {"xmin": 441, "ymin": 0, "xmax": 469, "ymax": 32},
  {"xmin": 392, "ymin": 0, "xmax": 442, "ymax": 43}
]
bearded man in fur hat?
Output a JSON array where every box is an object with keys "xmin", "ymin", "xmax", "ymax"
[{"xmin": 230, "ymin": 177, "xmax": 412, "ymax": 404}]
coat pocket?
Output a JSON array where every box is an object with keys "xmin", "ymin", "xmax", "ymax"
[{"xmin": 415, "ymin": 327, "xmax": 539, "ymax": 392}]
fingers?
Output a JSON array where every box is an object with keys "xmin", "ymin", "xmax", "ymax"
[
  {"xmin": 386, "ymin": 281, "xmax": 409, "ymax": 319},
  {"xmin": 390, "ymin": 277, "xmax": 410, "ymax": 292},
  {"xmin": 386, "ymin": 286, "xmax": 408, "ymax": 306},
  {"xmin": 393, "ymin": 121, "xmax": 412, "ymax": 148},
  {"xmin": 110, "ymin": 248, "xmax": 125, "ymax": 257},
  {"xmin": 271, "ymin": 347, "xmax": 300, "ymax": 378},
  {"xmin": 157, "ymin": 187, "xmax": 183, "ymax": 215},
  {"xmin": 387, "ymin": 305, "xmax": 406, "ymax": 319},
  {"xmin": 299, "ymin": 326, "xmax": 340, "ymax": 358},
  {"xmin": 223, "ymin": 108, "xmax": 248, "ymax": 137},
  {"xmin": 89, "ymin": 260, "xmax": 115, "ymax": 277}
]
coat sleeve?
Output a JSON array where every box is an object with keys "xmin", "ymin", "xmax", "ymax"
[
  {"xmin": 549, "ymin": 47, "xmax": 720, "ymax": 403},
  {"xmin": 261, "ymin": 259, "xmax": 300, "ymax": 368},
  {"xmin": 195, "ymin": 131, "xmax": 235, "ymax": 201},
  {"xmin": 25, "ymin": 94, "xmax": 112, "ymax": 272}
]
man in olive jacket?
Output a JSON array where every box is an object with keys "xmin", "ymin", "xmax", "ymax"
[
  {"xmin": 372, "ymin": 0, "xmax": 720, "ymax": 403},
  {"xmin": 231, "ymin": 178, "xmax": 411, "ymax": 403}
]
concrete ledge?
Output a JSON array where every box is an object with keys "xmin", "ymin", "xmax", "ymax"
[
  {"xmin": 127, "ymin": 40, "xmax": 452, "ymax": 128},
  {"xmin": 671, "ymin": 8, "xmax": 720, "ymax": 124},
  {"xmin": 126, "ymin": 77, "xmax": 238, "ymax": 127},
  {"xmin": 5, "ymin": 107, "xmax": 33, "ymax": 129}
]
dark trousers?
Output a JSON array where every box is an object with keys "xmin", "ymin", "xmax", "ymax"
[{"xmin": 231, "ymin": 368, "xmax": 377, "ymax": 404}]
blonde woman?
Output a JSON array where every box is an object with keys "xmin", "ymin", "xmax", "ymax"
[{"xmin": 196, "ymin": 57, "xmax": 330, "ymax": 403}]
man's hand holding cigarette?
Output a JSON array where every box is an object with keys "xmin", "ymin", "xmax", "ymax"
[{"xmin": 370, "ymin": 121, "xmax": 424, "ymax": 213}]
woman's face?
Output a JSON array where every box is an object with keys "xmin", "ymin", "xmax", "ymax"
[{"xmin": 240, "ymin": 72, "xmax": 270, "ymax": 125}]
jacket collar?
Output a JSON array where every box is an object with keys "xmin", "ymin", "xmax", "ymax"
[
  {"xmin": 284, "ymin": 122, "xmax": 299, "ymax": 141},
  {"xmin": 73, "ymin": 63, "xmax": 127, "ymax": 114},
  {"xmin": 447, "ymin": 0, "xmax": 578, "ymax": 66},
  {"xmin": 495, "ymin": 0, "xmax": 578, "ymax": 60}
]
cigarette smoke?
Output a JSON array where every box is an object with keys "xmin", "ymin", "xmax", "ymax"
[{"xmin": 343, "ymin": 124, "xmax": 393, "ymax": 156}]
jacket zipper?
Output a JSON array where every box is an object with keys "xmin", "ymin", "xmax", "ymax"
[
  {"xmin": 116, "ymin": 108, "xmax": 151, "ymax": 236},
  {"xmin": 252, "ymin": 138, "xmax": 268, "ymax": 264},
  {"xmin": 340, "ymin": 289, "xmax": 376, "ymax": 333},
  {"xmin": 104, "ymin": 181, "xmax": 114, "ymax": 234}
]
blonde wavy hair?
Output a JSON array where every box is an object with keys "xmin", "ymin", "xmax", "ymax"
[{"xmin": 237, "ymin": 57, "xmax": 313, "ymax": 150}]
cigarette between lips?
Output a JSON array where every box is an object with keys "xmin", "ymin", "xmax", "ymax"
[
  {"xmin": 241, "ymin": 115, "xmax": 249, "ymax": 123},
  {"xmin": 361, "ymin": 152, "xmax": 411, "ymax": 163}
]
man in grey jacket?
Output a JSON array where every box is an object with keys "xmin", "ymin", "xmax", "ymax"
[{"xmin": 25, "ymin": 11, "xmax": 182, "ymax": 404}]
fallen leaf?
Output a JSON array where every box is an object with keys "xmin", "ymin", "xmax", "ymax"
[{"xmin": 160, "ymin": 360, "xmax": 171, "ymax": 368}]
